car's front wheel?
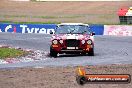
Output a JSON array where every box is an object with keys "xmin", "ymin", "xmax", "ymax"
[
  {"xmin": 88, "ymin": 48, "xmax": 94, "ymax": 56},
  {"xmin": 50, "ymin": 47, "xmax": 57, "ymax": 57}
]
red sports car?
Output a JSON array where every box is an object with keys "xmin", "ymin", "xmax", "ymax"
[{"xmin": 50, "ymin": 23, "xmax": 95, "ymax": 57}]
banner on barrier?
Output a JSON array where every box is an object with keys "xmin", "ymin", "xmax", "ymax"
[
  {"xmin": 0, "ymin": 24, "xmax": 56, "ymax": 34},
  {"xmin": 0, "ymin": 23, "xmax": 104, "ymax": 35},
  {"xmin": 104, "ymin": 25, "xmax": 132, "ymax": 36},
  {"xmin": 89, "ymin": 24, "xmax": 104, "ymax": 35}
]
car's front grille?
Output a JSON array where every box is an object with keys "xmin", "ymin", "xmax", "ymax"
[{"xmin": 65, "ymin": 39, "xmax": 80, "ymax": 47}]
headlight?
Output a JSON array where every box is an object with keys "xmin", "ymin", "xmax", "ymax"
[
  {"xmin": 52, "ymin": 40, "xmax": 58, "ymax": 44},
  {"xmin": 87, "ymin": 40, "xmax": 92, "ymax": 45},
  {"xmin": 81, "ymin": 40, "xmax": 85, "ymax": 44},
  {"xmin": 59, "ymin": 40, "xmax": 63, "ymax": 44}
]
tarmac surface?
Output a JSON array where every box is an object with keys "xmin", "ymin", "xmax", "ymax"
[{"xmin": 0, "ymin": 33, "xmax": 132, "ymax": 68}]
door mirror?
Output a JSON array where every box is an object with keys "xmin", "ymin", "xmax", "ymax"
[
  {"xmin": 50, "ymin": 30, "xmax": 53, "ymax": 34},
  {"xmin": 91, "ymin": 32, "xmax": 95, "ymax": 36}
]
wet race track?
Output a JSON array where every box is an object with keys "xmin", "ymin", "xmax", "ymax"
[{"xmin": 0, "ymin": 33, "xmax": 132, "ymax": 68}]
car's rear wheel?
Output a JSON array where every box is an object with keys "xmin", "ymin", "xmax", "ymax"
[
  {"xmin": 88, "ymin": 48, "xmax": 94, "ymax": 56},
  {"xmin": 50, "ymin": 47, "xmax": 57, "ymax": 57}
]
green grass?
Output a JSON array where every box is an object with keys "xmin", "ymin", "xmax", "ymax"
[
  {"xmin": 0, "ymin": 20, "xmax": 118, "ymax": 25},
  {"xmin": 3, "ymin": 15, "xmax": 27, "ymax": 18},
  {"xmin": 0, "ymin": 14, "xmax": 131, "ymax": 25},
  {"xmin": 0, "ymin": 48, "xmax": 28, "ymax": 59},
  {"xmin": 31, "ymin": 0, "xmax": 43, "ymax": 1},
  {"xmin": 0, "ymin": 20, "xmax": 131, "ymax": 25},
  {"xmin": 0, "ymin": 14, "xmax": 82, "ymax": 19},
  {"xmin": 30, "ymin": 0, "xmax": 37, "ymax": 1},
  {"xmin": 33, "ymin": 15, "xmax": 81, "ymax": 19},
  {"xmin": 0, "ymin": 21, "xmax": 60, "ymax": 24},
  {"xmin": 33, "ymin": 16, "xmax": 57, "ymax": 19}
]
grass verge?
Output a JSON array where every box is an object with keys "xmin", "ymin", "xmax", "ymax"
[
  {"xmin": 0, "ymin": 48, "xmax": 28, "ymax": 59},
  {"xmin": 0, "ymin": 21, "xmax": 60, "ymax": 24},
  {"xmin": 0, "ymin": 20, "xmax": 131, "ymax": 25}
]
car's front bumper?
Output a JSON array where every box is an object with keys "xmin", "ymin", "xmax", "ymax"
[{"xmin": 51, "ymin": 45, "xmax": 93, "ymax": 54}]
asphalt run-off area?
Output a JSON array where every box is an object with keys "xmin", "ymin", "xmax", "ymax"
[{"xmin": 0, "ymin": 32, "xmax": 132, "ymax": 68}]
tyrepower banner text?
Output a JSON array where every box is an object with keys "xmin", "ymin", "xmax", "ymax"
[
  {"xmin": 0, "ymin": 24, "xmax": 56, "ymax": 34},
  {"xmin": 0, "ymin": 23, "xmax": 104, "ymax": 35},
  {"xmin": 104, "ymin": 25, "xmax": 132, "ymax": 36}
]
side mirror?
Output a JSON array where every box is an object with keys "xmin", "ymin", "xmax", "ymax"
[
  {"xmin": 91, "ymin": 32, "xmax": 95, "ymax": 36},
  {"xmin": 50, "ymin": 31, "xmax": 53, "ymax": 34}
]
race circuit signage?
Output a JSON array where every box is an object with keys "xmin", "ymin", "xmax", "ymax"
[
  {"xmin": 104, "ymin": 25, "xmax": 132, "ymax": 36},
  {"xmin": 0, "ymin": 23, "xmax": 104, "ymax": 35},
  {"xmin": 0, "ymin": 24, "xmax": 56, "ymax": 34}
]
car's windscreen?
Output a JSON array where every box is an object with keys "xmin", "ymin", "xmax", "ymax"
[{"xmin": 55, "ymin": 25, "xmax": 91, "ymax": 34}]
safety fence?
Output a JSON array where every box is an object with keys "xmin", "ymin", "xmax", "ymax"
[{"xmin": 0, "ymin": 23, "xmax": 132, "ymax": 36}]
